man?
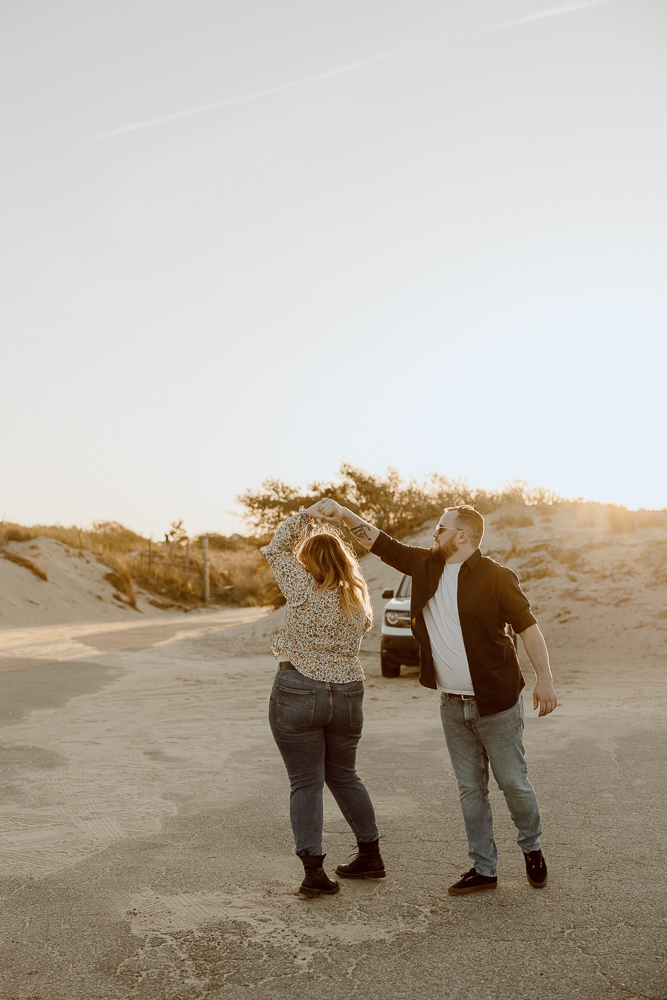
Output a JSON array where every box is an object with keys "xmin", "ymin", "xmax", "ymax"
[{"xmin": 315, "ymin": 498, "xmax": 557, "ymax": 895}]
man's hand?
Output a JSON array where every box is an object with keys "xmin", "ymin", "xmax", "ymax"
[
  {"xmin": 302, "ymin": 500, "xmax": 338, "ymax": 519},
  {"xmin": 519, "ymin": 624, "xmax": 557, "ymax": 717},
  {"xmin": 316, "ymin": 498, "xmax": 345, "ymax": 521},
  {"xmin": 311, "ymin": 498, "xmax": 380, "ymax": 550},
  {"xmin": 533, "ymin": 679, "xmax": 558, "ymax": 717}
]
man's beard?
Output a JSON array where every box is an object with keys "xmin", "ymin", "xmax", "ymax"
[{"xmin": 430, "ymin": 537, "xmax": 459, "ymax": 563}]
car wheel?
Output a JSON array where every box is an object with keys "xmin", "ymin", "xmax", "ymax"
[{"xmin": 380, "ymin": 651, "xmax": 401, "ymax": 678}]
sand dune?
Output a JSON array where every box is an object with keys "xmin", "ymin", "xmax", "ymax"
[{"xmin": 0, "ymin": 535, "xmax": 176, "ymax": 628}]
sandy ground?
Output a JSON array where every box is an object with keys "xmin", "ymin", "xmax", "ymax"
[{"xmin": 0, "ymin": 508, "xmax": 666, "ymax": 999}]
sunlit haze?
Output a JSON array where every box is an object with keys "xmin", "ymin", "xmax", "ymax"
[{"xmin": 1, "ymin": 0, "xmax": 665, "ymax": 537}]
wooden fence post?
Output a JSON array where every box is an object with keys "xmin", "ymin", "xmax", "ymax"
[{"xmin": 202, "ymin": 536, "xmax": 210, "ymax": 603}]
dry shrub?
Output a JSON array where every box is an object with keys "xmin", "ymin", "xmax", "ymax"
[
  {"xmin": 516, "ymin": 554, "xmax": 559, "ymax": 580},
  {"xmin": 1, "ymin": 551, "xmax": 48, "ymax": 581},
  {"xmin": 589, "ymin": 559, "xmax": 637, "ymax": 581},
  {"xmin": 130, "ymin": 561, "xmax": 208, "ymax": 607},
  {"xmin": 572, "ymin": 502, "xmax": 623, "ymax": 529},
  {"xmin": 126, "ymin": 548, "xmax": 280, "ymax": 609},
  {"xmin": 549, "ymin": 547, "xmax": 584, "ymax": 571},
  {"xmin": 1, "ymin": 520, "xmax": 277, "ymax": 609},
  {"xmin": 572, "ymin": 504, "xmax": 601, "ymax": 528},
  {"xmin": 3, "ymin": 528, "xmax": 33, "ymax": 543},
  {"xmin": 505, "ymin": 530, "xmax": 519, "ymax": 557},
  {"xmin": 642, "ymin": 542, "xmax": 667, "ymax": 585},
  {"xmin": 213, "ymin": 548, "xmax": 283, "ymax": 607},
  {"xmin": 510, "ymin": 541, "xmax": 563, "ymax": 577},
  {"xmin": 561, "ymin": 586, "xmax": 600, "ymax": 604},
  {"xmin": 606, "ymin": 507, "xmax": 636, "ymax": 533},
  {"xmin": 237, "ymin": 466, "xmax": 564, "ymax": 537},
  {"xmin": 129, "ymin": 556, "xmax": 231, "ymax": 607},
  {"xmin": 482, "ymin": 547, "xmax": 502, "ymax": 562},
  {"xmin": 538, "ymin": 505, "xmax": 558, "ymax": 519},
  {"xmin": 102, "ymin": 563, "xmax": 137, "ymax": 609},
  {"xmin": 635, "ymin": 509, "xmax": 667, "ymax": 529},
  {"xmin": 571, "ymin": 502, "xmax": 654, "ymax": 534},
  {"xmin": 501, "ymin": 509, "xmax": 535, "ymax": 527}
]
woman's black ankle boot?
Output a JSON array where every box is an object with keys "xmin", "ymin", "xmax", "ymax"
[
  {"xmin": 335, "ymin": 838, "xmax": 387, "ymax": 879},
  {"xmin": 298, "ymin": 853, "xmax": 340, "ymax": 896}
]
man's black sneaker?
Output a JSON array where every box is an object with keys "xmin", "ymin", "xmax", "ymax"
[
  {"xmin": 448, "ymin": 867, "xmax": 497, "ymax": 895},
  {"xmin": 524, "ymin": 849, "xmax": 548, "ymax": 888}
]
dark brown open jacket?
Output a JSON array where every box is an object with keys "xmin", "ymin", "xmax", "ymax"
[{"xmin": 371, "ymin": 532, "xmax": 537, "ymax": 717}]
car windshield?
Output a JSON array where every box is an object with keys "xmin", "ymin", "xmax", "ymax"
[{"xmin": 397, "ymin": 575, "xmax": 411, "ymax": 598}]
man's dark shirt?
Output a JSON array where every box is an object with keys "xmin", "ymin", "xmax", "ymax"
[{"xmin": 371, "ymin": 532, "xmax": 537, "ymax": 717}]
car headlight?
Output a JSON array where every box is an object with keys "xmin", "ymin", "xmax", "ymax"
[{"xmin": 385, "ymin": 610, "xmax": 410, "ymax": 626}]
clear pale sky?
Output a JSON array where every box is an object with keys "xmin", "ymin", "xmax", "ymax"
[{"xmin": 1, "ymin": 0, "xmax": 665, "ymax": 537}]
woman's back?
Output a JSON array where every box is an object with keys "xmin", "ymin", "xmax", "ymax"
[{"xmin": 261, "ymin": 511, "xmax": 372, "ymax": 683}]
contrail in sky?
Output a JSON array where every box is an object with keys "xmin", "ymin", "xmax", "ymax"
[
  {"xmin": 93, "ymin": 0, "xmax": 618, "ymax": 141},
  {"xmin": 478, "ymin": 0, "xmax": 617, "ymax": 33},
  {"xmin": 92, "ymin": 48, "xmax": 431, "ymax": 140}
]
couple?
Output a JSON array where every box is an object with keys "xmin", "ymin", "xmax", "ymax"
[{"xmin": 261, "ymin": 497, "xmax": 557, "ymax": 897}]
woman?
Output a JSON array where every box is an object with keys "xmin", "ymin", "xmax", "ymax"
[{"xmin": 262, "ymin": 502, "xmax": 385, "ymax": 897}]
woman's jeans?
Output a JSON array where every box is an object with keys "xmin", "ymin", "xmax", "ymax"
[
  {"xmin": 440, "ymin": 693, "xmax": 542, "ymax": 878},
  {"xmin": 269, "ymin": 667, "xmax": 379, "ymax": 857}
]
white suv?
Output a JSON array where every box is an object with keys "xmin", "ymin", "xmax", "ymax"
[{"xmin": 380, "ymin": 574, "xmax": 420, "ymax": 678}]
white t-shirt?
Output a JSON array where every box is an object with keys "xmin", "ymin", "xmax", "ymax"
[{"xmin": 422, "ymin": 562, "xmax": 474, "ymax": 695}]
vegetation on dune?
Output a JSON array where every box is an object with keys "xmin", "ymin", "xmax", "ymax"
[
  {"xmin": 0, "ymin": 549, "xmax": 48, "ymax": 581},
  {"xmin": 103, "ymin": 569, "xmax": 137, "ymax": 609},
  {"xmin": 0, "ymin": 519, "xmax": 276, "ymax": 611},
  {"xmin": 237, "ymin": 463, "xmax": 563, "ymax": 538},
  {"xmin": 642, "ymin": 540, "xmax": 667, "ymax": 586},
  {"xmin": 1, "ymin": 466, "xmax": 665, "ymax": 611}
]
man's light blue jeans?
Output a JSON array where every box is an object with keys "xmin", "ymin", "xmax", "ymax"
[
  {"xmin": 269, "ymin": 668, "xmax": 379, "ymax": 857},
  {"xmin": 440, "ymin": 693, "xmax": 542, "ymax": 877}
]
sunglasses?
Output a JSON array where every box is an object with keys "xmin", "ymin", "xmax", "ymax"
[{"xmin": 433, "ymin": 524, "xmax": 461, "ymax": 537}]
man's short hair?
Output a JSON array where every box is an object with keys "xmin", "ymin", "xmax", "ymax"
[{"xmin": 444, "ymin": 505, "xmax": 485, "ymax": 548}]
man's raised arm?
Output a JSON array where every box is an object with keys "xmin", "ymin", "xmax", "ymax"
[{"xmin": 316, "ymin": 498, "xmax": 380, "ymax": 550}]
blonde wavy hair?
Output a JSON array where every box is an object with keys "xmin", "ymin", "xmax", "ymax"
[{"xmin": 298, "ymin": 529, "xmax": 373, "ymax": 624}]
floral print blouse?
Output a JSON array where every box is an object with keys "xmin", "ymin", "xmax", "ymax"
[{"xmin": 261, "ymin": 511, "xmax": 372, "ymax": 683}]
